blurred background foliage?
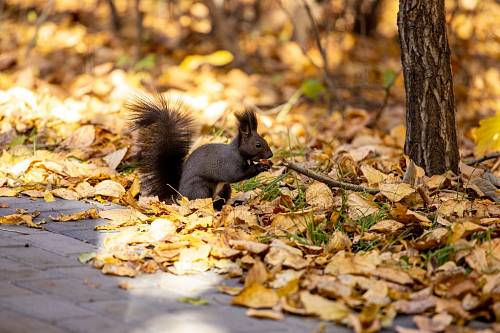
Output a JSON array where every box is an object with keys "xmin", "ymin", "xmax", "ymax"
[{"xmin": 0, "ymin": 0, "xmax": 498, "ymax": 154}]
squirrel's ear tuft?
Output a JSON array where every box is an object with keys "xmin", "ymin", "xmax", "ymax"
[{"xmin": 235, "ymin": 109, "xmax": 257, "ymax": 133}]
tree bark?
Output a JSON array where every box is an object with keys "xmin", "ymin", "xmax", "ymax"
[{"xmin": 398, "ymin": 0, "xmax": 459, "ymax": 175}]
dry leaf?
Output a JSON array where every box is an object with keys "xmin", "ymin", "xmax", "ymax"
[
  {"xmin": 50, "ymin": 208, "xmax": 99, "ymax": 221},
  {"xmin": 360, "ymin": 165, "xmax": 387, "ymax": 185},
  {"xmin": 230, "ymin": 239, "xmax": 269, "ymax": 254},
  {"xmin": 232, "ymin": 283, "xmax": 279, "ymax": 309},
  {"xmin": 51, "ymin": 188, "xmax": 79, "ymax": 200},
  {"xmin": 94, "ymin": 180, "xmax": 126, "ymax": 197},
  {"xmin": 300, "ymin": 291, "xmax": 350, "ymax": 321},
  {"xmin": 305, "ymin": 181, "xmax": 334, "ymax": 210},
  {"xmin": 63, "ymin": 125, "xmax": 95, "ymax": 148},
  {"xmin": 246, "ymin": 308, "xmax": 284, "ymax": 320},
  {"xmin": 103, "ymin": 148, "xmax": 128, "ymax": 170},
  {"xmin": 380, "ymin": 182, "xmax": 416, "ymax": 202}
]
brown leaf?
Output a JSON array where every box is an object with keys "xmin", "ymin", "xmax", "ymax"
[
  {"xmin": 63, "ymin": 125, "xmax": 95, "ymax": 148},
  {"xmin": 394, "ymin": 298, "xmax": 436, "ymax": 314},
  {"xmin": 369, "ymin": 219, "xmax": 405, "ymax": 234},
  {"xmin": 360, "ymin": 165, "xmax": 387, "ymax": 186},
  {"xmin": 230, "ymin": 239, "xmax": 269, "ymax": 254},
  {"xmin": 379, "ymin": 182, "xmax": 416, "ymax": 202},
  {"xmin": 305, "ymin": 181, "xmax": 334, "ymax": 210},
  {"xmin": 372, "ymin": 267, "xmax": 413, "ymax": 285}
]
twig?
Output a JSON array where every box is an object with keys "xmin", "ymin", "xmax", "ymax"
[
  {"xmin": 106, "ymin": 0, "xmax": 121, "ymax": 32},
  {"xmin": 25, "ymin": 0, "xmax": 54, "ymax": 58},
  {"xmin": 465, "ymin": 152, "xmax": 500, "ymax": 166},
  {"xmin": 204, "ymin": 0, "xmax": 245, "ymax": 66},
  {"xmin": 284, "ymin": 160, "xmax": 379, "ymax": 193},
  {"xmin": 134, "ymin": 0, "xmax": 143, "ymax": 58},
  {"xmin": 299, "ymin": 0, "xmax": 336, "ymax": 112},
  {"xmin": 367, "ymin": 69, "xmax": 401, "ymax": 128}
]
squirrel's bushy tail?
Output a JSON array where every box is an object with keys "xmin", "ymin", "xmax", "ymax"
[{"xmin": 128, "ymin": 95, "xmax": 195, "ymax": 201}]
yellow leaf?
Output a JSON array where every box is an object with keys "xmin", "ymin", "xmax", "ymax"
[
  {"xmin": 50, "ymin": 208, "xmax": 99, "ymax": 222},
  {"xmin": 232, "ymin": 283, "xmax": 279, "ymax": 309},
  {"xmin": 300, "ymin": 291, "xmax": 350, "ymax": 321},
  {"xmin": 474, "ymin": 114, "xmax": 500, "ymax": 155},
  {"xmin": 44, "ymin": 190, "xmax": 55, "ymax": 202},
  {"xmin": 180, "ymin": 50, "xmax": 233, "ymax": 71},
  {"xmin": 0, "ymin": 187, "xmax": 20, "ymax": 197},
  {"xmin": 102, "ymin": 263, "xmax": 137, "ymax": 277}
]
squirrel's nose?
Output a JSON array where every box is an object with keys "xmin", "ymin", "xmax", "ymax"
[{"xmin": 265, "ymin": 150, "xmax": 273, "ymax": 159}]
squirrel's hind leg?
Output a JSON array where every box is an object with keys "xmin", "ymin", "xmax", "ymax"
[{"xmin": 213, "ymin": 183, "xmax": 231, "ymax": 211}]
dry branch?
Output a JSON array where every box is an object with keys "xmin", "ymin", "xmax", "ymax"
[
  {"xmin": 284, "ymin": 160, "xmax": 379, "ymax": 193},
  {"xmin": 465, "ymin": 153, "xmax": 500, "ymax": 166}
]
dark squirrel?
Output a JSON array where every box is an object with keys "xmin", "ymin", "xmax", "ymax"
[{"xmin": 129, "ymin": 95, "xmax": 273, "ymax": 209}]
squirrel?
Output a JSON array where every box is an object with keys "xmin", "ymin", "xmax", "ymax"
[{"xmin": 128, "ymin": 95, "xmax": 273, "ymax": 209}]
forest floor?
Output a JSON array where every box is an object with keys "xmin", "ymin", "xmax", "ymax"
[
  {"xmin": 0, "ymin": 196, "xmax": 418, "ymax": 333},
  {"xmin": 0, "ymin": 1, "xmax": 499, "ymax": 332}
]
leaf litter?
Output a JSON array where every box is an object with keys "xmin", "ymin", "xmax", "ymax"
[{"xmin": 0, "ymin": 1, "xmax": 498, "ymax": 332}]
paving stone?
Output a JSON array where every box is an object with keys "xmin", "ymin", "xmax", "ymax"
[
  {"xmin": 134, "ymin": 307, "xmax": 293, "ymax": 333},
  {"xmin": 0, "ymin": 256, "xmax": 63, "ymax": 281},
  {"xmin": 15, "ymin": 277, "xmax": 125, "ymax": 302},
  {"xmin": 44, "ymin": 218, "xmax": 108, "ymax": 233},
  {"xmin": 17, "ymin": 231, "xmax": 96, "ymax": 256},
  {"xmin": 0, "ymin": 224, "xmax": 44, "ymax": 235},
  {"xmin": 78, "ymin": 297, "xmax": 193, "ymax": 323},
  {"xmin": 0, "ymin": 294, "xmax": 95, "ymax": 322},
  {"xmin": 0, "ymin": 281, "xmax": 36, "ymax": 297},
  {"xmin": 0, "ymin": 234, "xmax": 28, "ymax": 247},
  {"xmin": 0, "ymin": 196, "xmax": 117, "ymax": 213},
  {"xmin": 57, "ymin": 315, "xmax": 131, "ymax": 333},
  {"xmin": 57, "ymin": 228, "xmax": 116, "ymax": 246},
  {"xmin": 1, "ymin": 245, "xmax": 81, "ymax": 268},
  {"xmin": 0, "ymin": 308, "xmax": 66, "ymax": 333}
]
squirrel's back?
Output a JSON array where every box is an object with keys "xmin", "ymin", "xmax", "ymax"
[{"xmin": 128, "ymin": 95, "xmax": 196, "ymax": 201}]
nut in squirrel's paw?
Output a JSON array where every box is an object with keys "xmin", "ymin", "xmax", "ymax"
[{"xmin": 257, "ymin": 159, "xmax": 272, "ymax": 171}]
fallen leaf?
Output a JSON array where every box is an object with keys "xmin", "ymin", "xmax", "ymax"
[
  {"xmin": 94, "ymin": 180, "xmax": 126, "ymax": 197},
  {"xmin": 300, "ymin": 291, "xmax": 350, "ymax": 321},
  {"xmin": 230, "ymin": 239, "xmax": 269, "ymax": 254},
  {"xmin": 177, "ymin": 297, "xmax": 209, "ymax": 306},
  {"xmin": 361, "ymin": 165, "xmax": 387, "ymax": 185},
  {"xmin": 103, "ymin": 147, "xmax": 128, "ymax": 170},
  {"xmin": 232, "ymin": 283, "xmax": 279, "ymax": 309},
  {"xmin": 380, "ymin": 182, "xmax": 416, "ymax": 202},
  {"xmin": 50, "ymin": 208, "xmax": 99, "ymax": 221},
  {"xmin": 246, "ymin": 309, "xmax": 284, "ymax": 320},
  {"xmin": 305, "ymin": 181, "xmax": 334, "ymax": 210},
  {"xmin": 51, "ymin": 188, "xmax": 79, "ymax": 200}
]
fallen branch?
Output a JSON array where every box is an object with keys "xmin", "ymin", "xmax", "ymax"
[
  {"xmin": 284, "ymin": 161, "xmax": 379, "ymax": 194},
  {"xmin": 465, "ymin": 152, "xmax": 500, "ymax": 166}
]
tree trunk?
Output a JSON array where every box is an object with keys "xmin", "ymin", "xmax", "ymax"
[{"xmin": 398, "ymin": 0, "xmax": 459, "ymax": 175}]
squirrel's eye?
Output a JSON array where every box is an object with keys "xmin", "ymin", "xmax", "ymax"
[{"xmin": 256, "ymin": 142, "xmax": 262, "ymax": 148}]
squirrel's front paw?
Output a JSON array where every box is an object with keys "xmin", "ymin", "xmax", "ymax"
[{"xmin": 256, "ymin": 160, "xmax": 272, "ymax": 172}]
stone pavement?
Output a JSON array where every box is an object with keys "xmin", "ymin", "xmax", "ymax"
[{"xmin": 0, "ymin": 196, "xmax": 417, "ymax": 333}]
